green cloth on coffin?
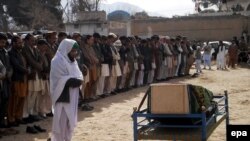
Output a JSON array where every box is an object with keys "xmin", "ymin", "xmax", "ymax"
[{"xmin": 188, "ymin": 84, "xmax": 214, "ymax": 114}]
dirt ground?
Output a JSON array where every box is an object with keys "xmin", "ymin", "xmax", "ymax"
[{"xmin": 1, "ymin": 64, "xmax": 250, "ymax": 141}]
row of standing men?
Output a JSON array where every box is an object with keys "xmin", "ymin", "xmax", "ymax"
[{"xmin": 0, "ymin": 32, "xmax": 197, "ymax": 136}]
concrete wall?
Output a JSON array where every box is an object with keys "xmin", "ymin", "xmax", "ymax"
[
  {"xmin": 76, "ymin": 11, "xmax": 106, "ymax": 22},
  {"xmin": 65, "ymin": 23, "xmax": 108, "ymax": 35},
  {"xmin": 108, "ymin": 21, "xmax": 132, "ymax": 36},
  {"xmin": 131, "ymin": 15, "xmax": 249, "ymax": 41}
]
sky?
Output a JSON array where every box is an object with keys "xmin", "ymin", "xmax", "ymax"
[
  {"xmin": 103, "ymin": 0, "xmax": 195, "ymax": 17},
  {"xmin": 62, "ymin": 0, "xmax": 195, "ymax": 17}
]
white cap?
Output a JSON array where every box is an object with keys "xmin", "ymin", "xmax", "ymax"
[
  {"xmin": 21, "ymin": 34, "xmax": 27, "ymax": 40},
  {"xmin": 7, "ymin": 39, "xmax": 11, "ymax": 44},
  {"xmin": 159, "ymin": 35, "xmax": 164, "ymax": 39},
  {"xmin": 34, "ymin": 35, "xmax": 43, "ymax": 39},
  {"xmin": 165, "ymin": 36, "xmax": 170, "ymax": 40},
  {"xmin": 108, "ymin": 32, "xmax": 117, "ymax": 38},
  {"xmin": 113, "ymin": 40, "xmax": 122, "ymax": 46}
]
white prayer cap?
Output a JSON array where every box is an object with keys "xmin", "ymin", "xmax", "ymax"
[
  {"xmin": 108, "ymin": 32, "xmax": 117, "ymax": 38},
  {"xmin": 34, "ymin": 35, "xmax": 41, "ymax": 39},
  {"xmin": 165, "ymin": 36, "xmax": 170, "ymax": 40},
  {"xmin": 35, "ymin": 35, "xmax": 39, "ymax": 38},
  {"xmin": 72, "ymin": 32, "xmax": 81, "ymax": 36},
  {"xmin": 159, "ymin": 35, "xmax": 164, "ymax": 39},
  {"xmin": 113, "ymin": 40, "xmax": 122, "ymax": 46},
  {"xmin": 7, "ymin": 39, "xmax": 11, "ymax": 44},
  {"xmin": 21, "ymin": 34, "xmax": 27, "ymax": 40}
]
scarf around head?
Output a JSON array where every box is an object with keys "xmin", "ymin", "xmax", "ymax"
[{"xmin": 50, "ymin": 39, "xmax": 83, "ymax": 105}]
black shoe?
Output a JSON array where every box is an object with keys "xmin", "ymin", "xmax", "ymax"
[
  {"xmin": 99, "ymin": 94, "xmax": 107, "ymax": 98},
  {"xmin": 115, "ymin": 89, "xmax": 122, "ymax": 93},
  {"xmin": 103, "ymin": 93, "xmax": 110, "ymax": 97},
  {"xmin": 47, "ymin": 138, "xmax": 51, "ymax": 141},
  {"xmin": 81, "ymin": 104, "xmax": 94, "ymax": 111},
  {"xmin": 19, "ymin": 118, "xmax": 28, "ymax": 124},
  {"xmin": 124, "ymin": 88, "xmax": 131, "ymax": 91},
  {"xmin": 88, "ymin": 98, "xmax": 96, "ymax": 102},
  {"xmin": 26, "ymin": 126, "xmax": 38, "ymax": 134},
  {"xmin": 85, "ymin": 103, "xmax": 94, "ymax": 109},
  {"xmin": 8, "ymin": 122, "xmax": 19, "ymax": 127},
  {"xmin": 39, "ymin": 114, "xmax": 47, "ymax": 119},
  {"xmin": 34, "ymin": 125, "xmax": 46, "ymax": 132},
  {"xmin": 46, "ymin": 112, "xmax": 53, "ymax": 117},
  {"xmin": 78, "ymin": 100, "xmax": 84, "ymax": 107},
  {"xmin": 178, "ymin": 74, "xmax": 184, "ymax": 77},
  {"xmin": 30, "ymin": 115, "xmax": 42, "ymax": 122},
  {"xmin": 23, "ymin": 117, "xmax": 34, "ymax": 124},
  {"xmin": 110, "ymin": 91, "xmax": 117, "ymax": 95}
]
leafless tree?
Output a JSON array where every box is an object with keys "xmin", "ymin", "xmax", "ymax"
[
  {"xmin": 18, "ymin": 0, "xmax": 63, "ymax": 30},
  {"xmin": 71, "ymin": 0, "xmax": 103, "ymax": 13}
]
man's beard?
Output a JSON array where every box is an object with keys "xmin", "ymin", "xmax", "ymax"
[{"xmin": 68, "ymin": 54, "xmax": 75, "ymax": 62}]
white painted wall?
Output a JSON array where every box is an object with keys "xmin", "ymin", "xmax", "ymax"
[{"xmin": 65, "ymin": 23, "xmax": 108, "ymax": 35}]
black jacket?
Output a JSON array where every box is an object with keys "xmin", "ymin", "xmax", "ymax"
[
  {"xmin": 57, "ymin": 78, "xmax": 82, "ymax": 103},
  {"xmin": 119, "ymin": 46, "xmax": 129, "ymax": 63},
  {"xmin": 9, "ymin": 48, "xmax": 28, "ymax": 82},
  {"xmin": 22, "ymin": 45, "xmax": 43, "ymax": 80},
  {"xmin": 141, "ymin": 46, "xmax": 152, "ymax": 71},
  {"xmin": 101, "ymin": 44, "xmax": 113, "ymax": 65},
  {"xmin": 0, "ymin": 48, "xmax": 12, "ymax": 98}
]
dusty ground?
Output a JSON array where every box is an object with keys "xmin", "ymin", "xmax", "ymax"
[{"xmin": 2, "ymin": 64, "xmax": 250, "ymax": 141}]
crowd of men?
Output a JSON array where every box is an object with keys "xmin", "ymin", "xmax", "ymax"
[
  {"xmin": 210, "ymin": 36, "xmax": 248, "ymax": 70},
  {"xmin": 0, "ymin": 31, "xmax": 249, "ymax": 139}
]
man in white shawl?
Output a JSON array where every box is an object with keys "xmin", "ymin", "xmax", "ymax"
[
  {"xmin": 216, "ymin": 41, "xmax": 226, "ymax": 70},
  {"xmin": 50, "ymin": 39, "xmax": 83, "ymax": 141}
]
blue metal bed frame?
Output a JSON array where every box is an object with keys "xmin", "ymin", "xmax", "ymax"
[{"xmin": 132, "ymin": 91, "xmax": 229, "ymax": 141}]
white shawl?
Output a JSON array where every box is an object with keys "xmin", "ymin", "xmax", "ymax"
[{"xmin": 50, "ymin": 39, "xmax": 83, "ymax": 133}]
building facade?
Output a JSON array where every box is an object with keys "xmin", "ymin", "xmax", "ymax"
[{"xmin": 65, "ymin": 11, "xmax": 109, "ymax": 35}]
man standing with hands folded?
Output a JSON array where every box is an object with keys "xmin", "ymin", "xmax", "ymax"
[{"xmin": 50, "ymin": 39, "xmax": 83, "ymax": 141}]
